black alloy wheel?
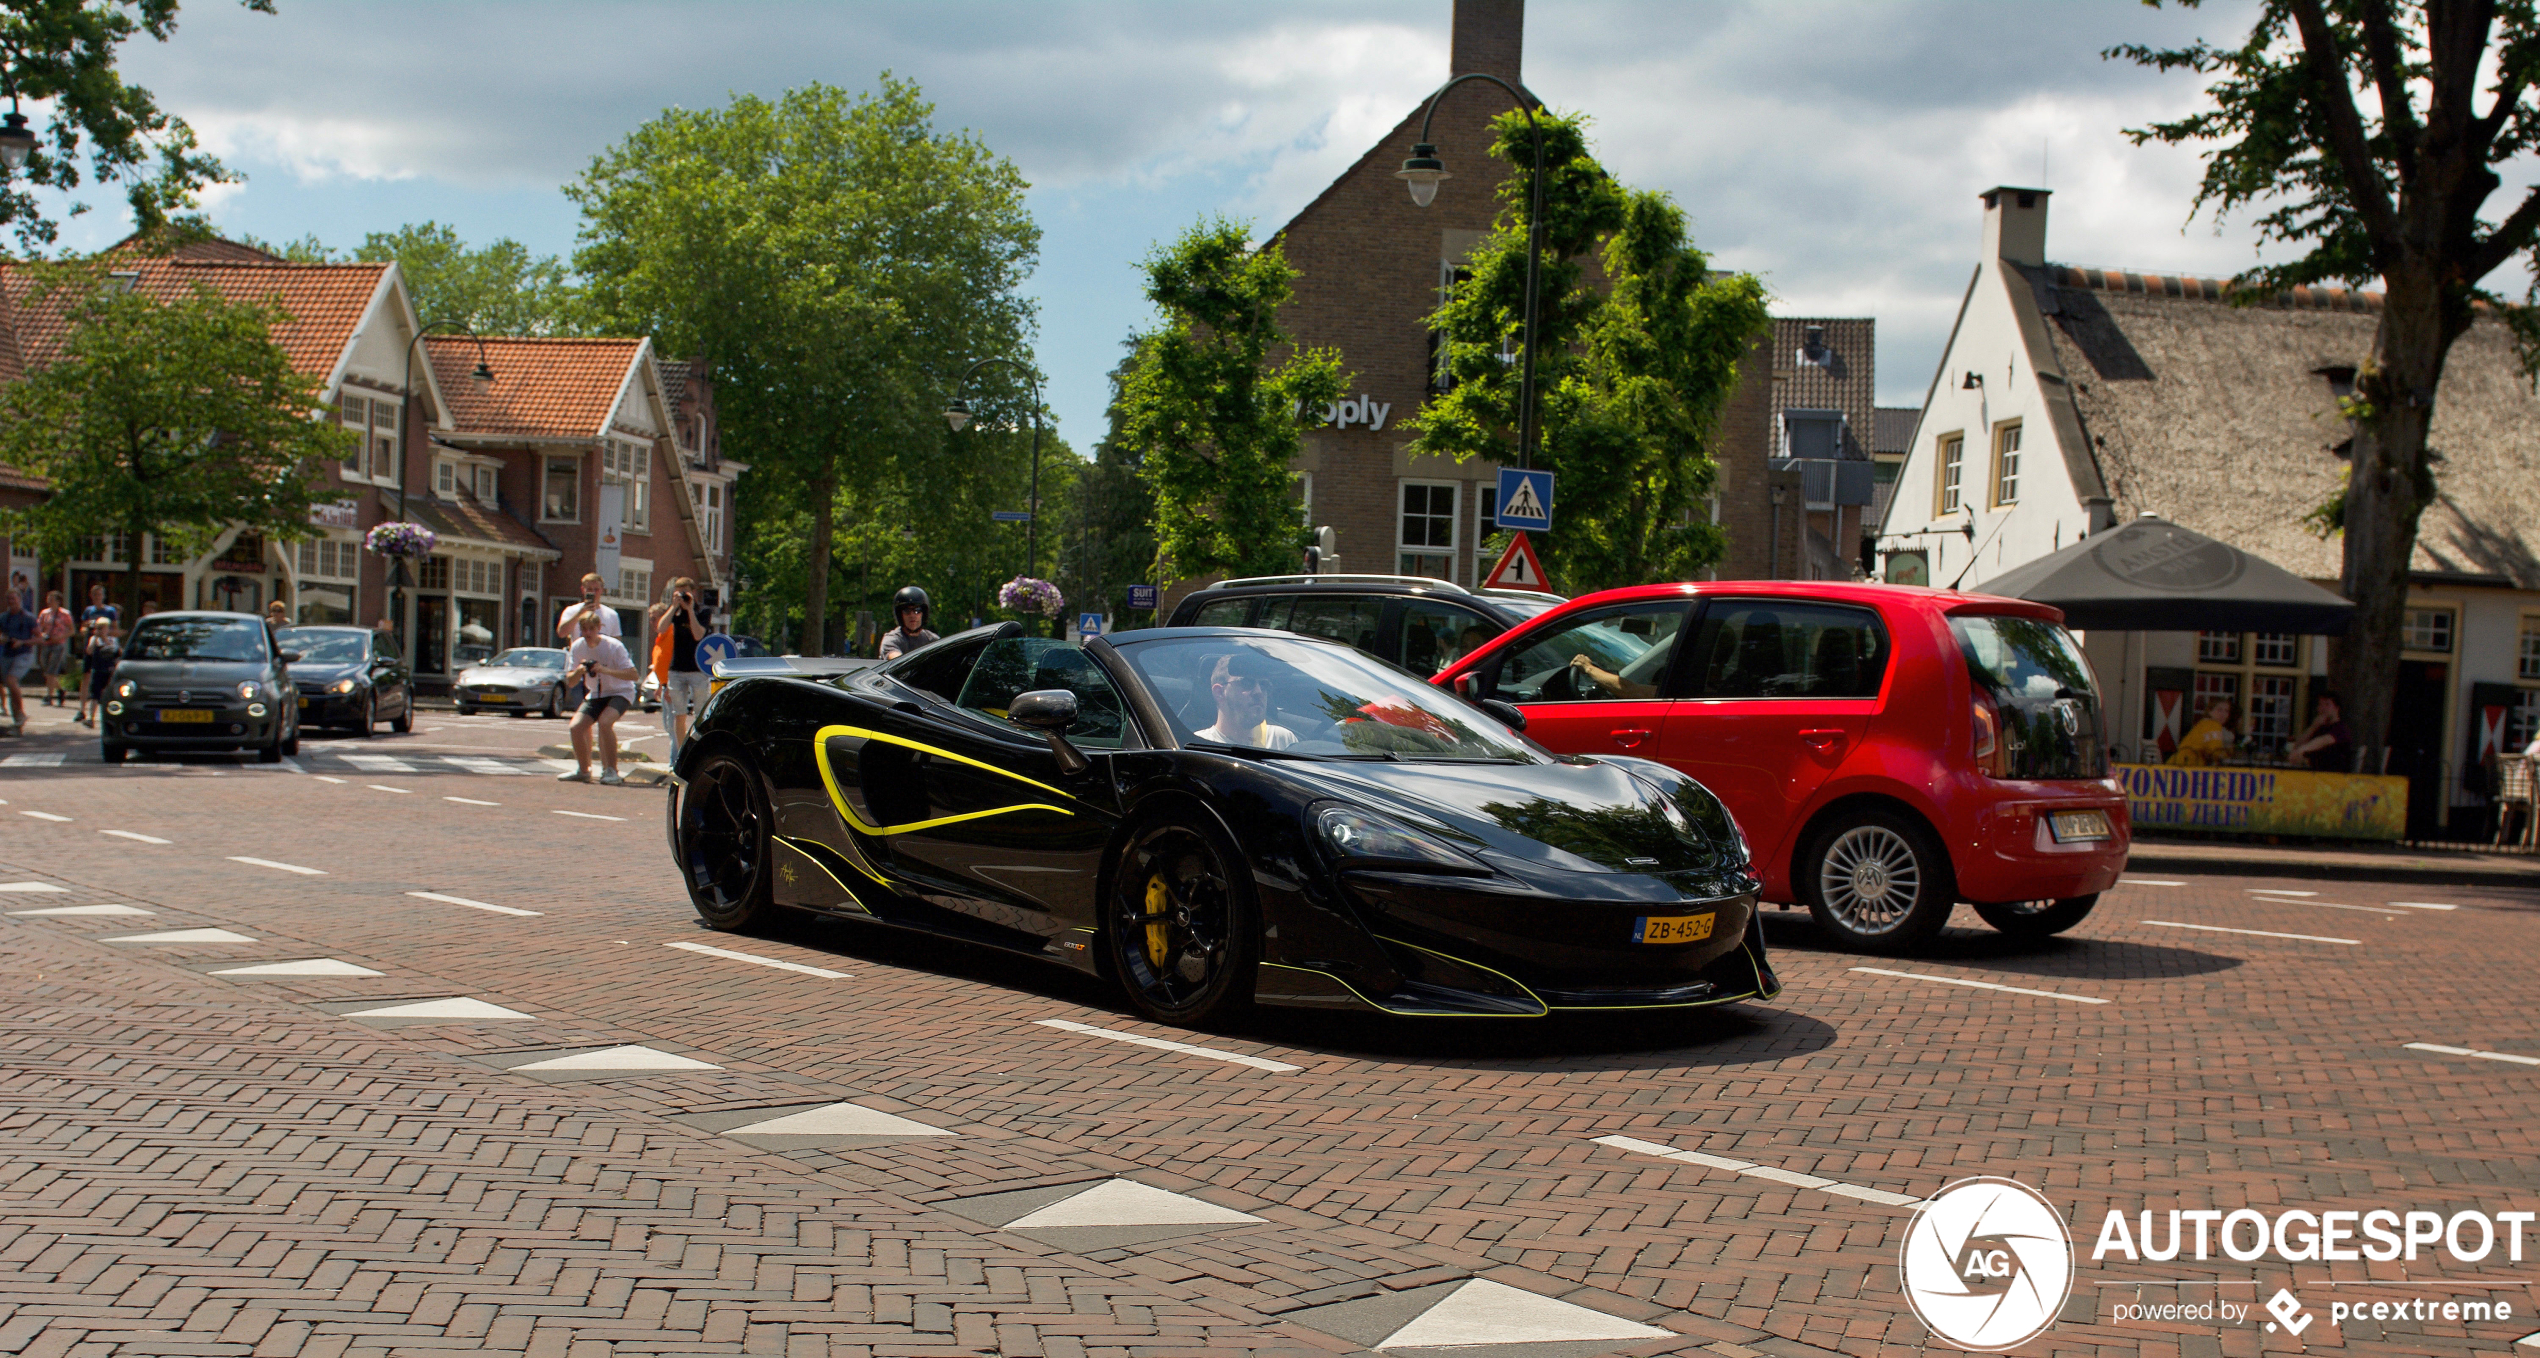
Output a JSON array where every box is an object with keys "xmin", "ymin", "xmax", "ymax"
[
  {"xmin": 1801, "ymin": 807, "xmax": 1957, "ymax": 954},
  {"xmin": 1107, "ymin": 815, "xmax": 1258, "ymax": 1027},
  {"xmin": 390, "ymin": 697, "xmax": 412, "ymax": 734},
  {"xmin": 355, "ymin": 691, "xmax": 376, "ymax": 737},
  {"xmin": 1972, "ymin": 894, "xmax": 2099, "ymax": 939},
  {"xmin": 100, "ymin": 741, "xmax": 126, "ymax": 765},
  {"xmin": 680, "ymin": 748, "xmax": 775, "ymax": 931}
]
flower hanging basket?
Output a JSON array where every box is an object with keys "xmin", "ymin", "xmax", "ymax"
[
  {"xmin": 998, "ymin": 575, "xmax": 1064, "ymax": 617},
  {"xmin": 365, "ymin": 521, "xmax": 438, "ymax": 558}
]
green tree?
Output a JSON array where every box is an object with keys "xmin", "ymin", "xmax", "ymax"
[
  {"xmin": 1116, "ymin": 218, "xmax": 1345, "ymax": 585},
  {"xmin": 354, "ymin": 222, "xmax": 585, "ymax": 335},
  {"xmin": 1, "ymin": 0, "xmax": 261, "ymax": 252},
  {"xmin": 570, "ymin": 78, "xmax": 1038, "ymax": 655},
  {"xmin": 1410, "ymin": 109, "xmax": 1768, "ymax": 593},
  {"xmin": 2111, "ymin": 1, "xmax": 2540, "ymax": 762},
  {"xmin": 0, "ymin": 266, "xmax": 350, "ymax": 614}
]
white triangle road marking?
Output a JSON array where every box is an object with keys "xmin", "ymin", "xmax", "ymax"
[
  {"xmin": 212, "ymin": 958, "xmax": 384, "ymax": 976},
  {"xmin": 1376, "ymin": 1279, "xmax": 1670, "ymax": 1350},
  {"xmin": 343, "ymin": 997, "xmax": 532, "ymax": 1019},
  {"xmin": 1003, "ymin": 1179, "xmax": 1262, "ymax": 1230},
  {"xmin": 0, "ymin": 881, "xmax": 70, "ymax": 892},
  {"xmin": 104, "ymin": 928, "xmax": 256, "ymax": 944},
  {"xmin": 8, "ymin": 904, "xmax": 155, "ymax": 917},
  {"xmin": 510, "ymin": 1045, "xmax": 719, "ymax": 1072},
  {"xmin": 725, "ymin": 1103, "xmax": 954, "ymax": 1137}
]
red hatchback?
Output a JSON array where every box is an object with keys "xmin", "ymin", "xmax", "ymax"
[{"xmin": 1434, "ymin": 581, "xmax": 2128, "ymax": 952}]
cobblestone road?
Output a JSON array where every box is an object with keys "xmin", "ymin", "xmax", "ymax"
[{"xmin": 2, "ymin": 709, "xmax": 2535, "ymax": 1357}]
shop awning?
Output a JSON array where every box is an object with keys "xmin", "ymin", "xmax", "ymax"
[{"xmin": 1977, "ymin": 515, "xmax": 2354, "ymax": 634}]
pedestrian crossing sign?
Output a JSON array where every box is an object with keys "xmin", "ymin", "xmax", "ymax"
[
  {"xmin": 1482, "ymin": 532, "xmax": 1549, "ymax": 592},
  {"xmin": 1495, "ymin": 467, "xmax": 1553, "ymax": 531}
]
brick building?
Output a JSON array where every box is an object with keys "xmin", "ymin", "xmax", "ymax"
[{"xmin": 1705, "ymin": 316, "xmax": 1880, "ymax": 582}]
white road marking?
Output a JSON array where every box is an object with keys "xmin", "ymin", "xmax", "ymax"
[
  {"xmin": 343, "ymin": 997, "xmax": 532, "ymax": 1019},
  {"xmin": 408, "ymin": 890, "xmax": 540, "ymax": 917},
  {"xmin": 509, "ymin": 1045, "xmax": 718, "ymax": 1071},
  {"xmin": 2404, "ymin": 1042, "xmax": 2540, "ymax": 1067},
  {"xmin": 2246, "ymin": 888, "xmax": 2319, "ymax": 897},
  {"xmin": 664, "ymin": 939, "xmax": 848, "ymax": 978},
  {"xmin": 226, "ymin": 856, "xmax": 327, "ymax": 876},
  {"xmin": 2120, "ymin": 878, "xmax": 2188, "ymax": 886},
  {"xmin": 104, "ymin": 928, "xmax": 257, "ymax": 944},
  {"xmin": 724, "ymin": 1103, "xmax": 954, "ymax": 1137},
  {"xmin": 442, "ymin": 755, "xmax": 533, "ymax": 775},
  {"xmin": 443, "ymin": 796, "xmax": 500, "ymax": 806},
  {"xmin": 278, "ymin": 758, "xmax": 304, "ymax": 774},
  {"xmin": 1, "ymin": 753, "xmax": 66, "ymax": 767},
  {"xmin": 2299, "ymin": 902, "xmax": 2409, "ymax": 915},
  {"xmin": 367, "ymin": 784, "xmax": 411, "ymax": 795},
  {"xmin": 552, "ymin": 809, "xmax": 626, "ymax": 821},
  {"xmin": 8, "ymin": 904, "xmax": 154, "ymax": 917},
  {"xmin": 2145, "ymin": 920, "xmax": 2359, "ymax": 944},
  {"xmin": 1372, "ymin": 1278, "xmax": 1673, "ymax": 1350},
  {"xmin": 0, "ymin": 881, "xmax": 69, "ymax": 892},
  {"xmin": 313, "ymin": 776, "xmax": 347, "ymax": 784},
  {"xmin": 19, "ymin": 810, "xmax": 71, "ymax": 822},
  {"xmin": 212, "ymin": 958, "xmax": 383, "ymax": 977},
  {"xmin": 1003, "ymin": 1179, "xmax": 1262, "ymax": 1229},
  {"xmin": 1593, "ymin": 1134, "xmax": 1923, "ymax": 1207},
  {"xmin": 1033, "ymin": 1017, "xmax": 1303, "ymax": 1071},
  {"xmin": 99, "ymin": 830, "xmax": 171, "ymax": 844},
  {"xmin": 2386, "ymin": 901, "xmax": 2463, "ymax": 911},
  {"xmin": 1849, "ymin": 966, "xmax": 2108, "ymax": 1004},
  {"xmin": 338, "ymin": 755, "xmax": 416, "ymax": 773}
]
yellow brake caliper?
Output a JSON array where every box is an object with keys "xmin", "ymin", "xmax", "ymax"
[{"xmin": 1143, "ymin": 875, "xmax": 1173, "ymax": 970}]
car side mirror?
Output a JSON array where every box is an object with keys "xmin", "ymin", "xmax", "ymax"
[
  {"xmin": 1008, "ymin": 688, "xmax": 1090, "ymax": 776},
  {"xmin": 1480, "ymin": 698, "xmax": 1527, "ymax": 732},
  {"xmin": 1454, "ymin": 673, "xmax": 1480, "ymax": 699},
  {"xmin": 279, "ymin": 651, "xmax": 303, "ymax": 665}
]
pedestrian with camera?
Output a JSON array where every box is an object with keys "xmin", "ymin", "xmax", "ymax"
[
  {"xmin": 655, "ymin": 576, "xmax": 711, "ymax": 762},
  {"xmin": 559, "ymin": 608, "xmax": 639, "ymax": 785}
]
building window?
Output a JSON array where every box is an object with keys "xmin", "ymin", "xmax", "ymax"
[
  {"xmin": 2521, "ymin": 616, "xmax": 2540, "ymax": 680},
  {"xmin": 434, "ymin": 460, "xmax": 458, "ymax": 498},
  {"xmin": 76, "ymin": 533, "xmax": 126, "ymax": 564},
  {"xmin": 615, "ymin": 566, "xmax": 651, "ymax": 605},
  {"xmin": 369, "ymin": 400, "xmax": 399, "ymax": 483},
  {"xmin": 543, "ymin": 456, "xmax": 580, "ymax": 522},
  {"xmin": 2196, "ymin": 634, "xmax": 2309, "ymax": 754},
  {"xmin": 2252, "ymin": 632, "xmax": 2299, "ymax": 667},
  {"xmin": 2402, "ymin": 607, "xmax": 2454, "ymax": 653},
  {"xmin": 1429, "ymin": 262, "xmax": 1471, "ymax": 396},
  {"xmin": 295, "ymin": 537, "xmax": 359, "ymax": 580},
  {"xmin": 1398, "ymin": 480, "xmax": 1456, "ymax": 580},
  {"xmin": 148, "ymin": 534, "xmax": 184, "ymax": 566},
  {"xmin": 452, "ymin": 557, "xmax": 499, "ymax": 597},
  {"xmin": 602, "ymin": 439, "xmax": 650, "ymax": 532},
  {"xmin": 2197, "ymin": 631, "xmax": 2242, "ymax": 664},
  {"xmin": 339, "ymin": 396, "xmax": 367, "ymax": 477},
  {"xmin": 2512, "ymin": 688, "xmax": 2540, "ymax": 753},
  {"xmin": 1991, "ymin": 422, "xmax": 2021, "ymax": 507},
  {"xmin": 2248, "ymin": 674, "xmax": 2299, "ymax": 745},
  {"xmin": 1936, "ymin": 434, "xmax": 1964, "ymax": 514},
  {"xmin": 416, "ymin": 554, "xmax": 450, "ymax": 592}
]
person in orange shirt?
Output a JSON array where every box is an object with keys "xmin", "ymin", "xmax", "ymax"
[{"xmin": 2166, "ymin": 698, "xmax": 2240, "ymax": 767}]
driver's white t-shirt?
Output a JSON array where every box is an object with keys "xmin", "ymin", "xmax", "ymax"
[{"xmin": 1194, "ymin": 721, "xmax": 1298, "ymax": 750}]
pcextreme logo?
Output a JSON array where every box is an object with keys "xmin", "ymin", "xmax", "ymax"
[{"xmin": 1899, "ymin": 1177, "xmax": 2075, "ymax": 1351}]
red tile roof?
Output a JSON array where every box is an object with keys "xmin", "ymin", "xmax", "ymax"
[
  {"xmin": 429, "ymin": 336, "xmax": 646, "ymax": 441},
  {"xmin": 0, "ymin": 257, "xmax": 391, "ymax": 378}
]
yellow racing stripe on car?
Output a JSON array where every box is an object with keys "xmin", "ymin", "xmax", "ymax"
[{"xmin": 812, "ymin": 723, "xmax": 1076, "ymax": 837}]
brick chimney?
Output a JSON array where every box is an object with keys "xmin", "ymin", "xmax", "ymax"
[{"xmin": 1451, "ymin": 0, "xmax": 1523, "ymax": 81}]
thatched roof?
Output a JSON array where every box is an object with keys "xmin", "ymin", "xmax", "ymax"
[{"xmin": 2032, "ymin": 264, "xmax": 2540, "ymax": 587}]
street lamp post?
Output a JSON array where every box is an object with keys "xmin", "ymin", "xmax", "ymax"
[
  {"xmin": 1397, "ymin": 72, "xmax": 1547, "ymax": 472},
  {"xmin": 943, "ymin": 354, "xmax": 1045, "ymax": 585},
  {"xmin": 390, "ymin": 323, "xmax": 493, "ymax": 663}
]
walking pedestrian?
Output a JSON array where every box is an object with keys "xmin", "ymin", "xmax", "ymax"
[
  {"xmin": 79, "ymin": 582, "xmax": 119, "ymax": 631},
  {"xmin": 559, "ymin": 608, "xmax": 638, "ymax": 785},
  {"xmin": 656, "ymin": 577, "xmax": 711, "ymax": 762},
  {"xmin": 35, "ymin": 590, "xmax": 74, "ymax": 707},
  {"xmin": 879, "ymin": 585, "xmax": 938, "ymax": 661},
  {"xmin": 77, "ymin": 617, "xmax": 120, "ymax": 728},
  {"xmin": 0, "ymin": 589, "xmax": 35, "ymax": 729}
]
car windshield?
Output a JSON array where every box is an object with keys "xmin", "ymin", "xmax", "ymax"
[
  {"xmin": 1952, "ymin": 613, "xmax": 2106, "ymax": 778},
  {"xmin": 1485, "ymin": 597, "xmax": 1563, "ymax": 621},
  {"xmin": 126, "ymin": 618, "xmax": 267, "ymax": 663},
  {"xmin": 275, "ymin": 629, "xmax": 367, "ymax": 664},
  {"xmin": 485, "ymin": 648, "xmax": 566, "ymax": 670},
  {"xmin": 1115, "ymin": 633, "xmax": 1540, "ymax": 761}
]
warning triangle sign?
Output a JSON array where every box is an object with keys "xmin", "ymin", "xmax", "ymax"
[{"xmin": 1482, "ymin": 532, "xmax": 1549, "ymax": 591}]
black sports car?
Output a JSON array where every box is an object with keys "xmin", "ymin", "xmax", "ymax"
[{"xmin": 667, "ymin": 622, "xmax": 1778, "ymax": 1027}]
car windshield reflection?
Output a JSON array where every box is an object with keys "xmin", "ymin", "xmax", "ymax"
[
  {"xmin": 483, "ymin": 649, "xmax": 566, "ymax": 671},
  {"xmin": 274, "ymin": 629, "xmax": 370, "ymax": 665},
  {"xmin": 1115, "ymin": 634, "xmax": 1539, "ymax": 762},
  {"xmin": 126, "ymin": 619, "xmax": 268, "ymax": 662}
]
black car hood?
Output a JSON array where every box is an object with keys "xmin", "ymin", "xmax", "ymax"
[
  {"xmin": 114, "ymin": 659, "xmax": 269, "ymax": 687},
  {"xmin": 290, "ymin": 662, "xmax": 362, "ymax": 683},
  {"xmin": 1265, "ymin": 755, "xmax": 1729, "ymax": 875}
]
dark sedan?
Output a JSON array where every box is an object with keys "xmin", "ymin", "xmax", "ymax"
[
  {"xmin": 668, "ymin": 622, "xmax": 1778, "ymax": 1027},
  {"xmin": 103, "ymin": 612, "xmax": 301, "ymax": 763},
  {"xmin": 274, "ymin": 625, "xmax": 413, "ymax": 735}
]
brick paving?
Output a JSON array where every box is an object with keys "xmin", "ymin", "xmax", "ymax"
[{"xmin": 1, "ymin": 715, "xmax": 2536, "ymax": 1356}]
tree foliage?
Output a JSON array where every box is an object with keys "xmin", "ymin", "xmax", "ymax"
[
  {"xmin": 569, "ymin": 78, "xmax": 1038, "ymax": 655},
  {"xmin": 354, "ymin": 223, "xmax": 584, "ymax": 335},
  {"xmin": 1116, "ymin": 218, "xmax": 1345, "ymax": 585},
  {"xmin": 0, "ymin": 265, "xmax": 349, "ymax": 613},
  {"xmin": 1410, "ymin": 108, "xmax": 1768, "ymax": 593},
  {"xmin": 1056, "ymin": 343, "xmax": 1159, "ymax": 627},
  {"xmin": 2111, "ymin": 0, "xmax": 2540, "ymax": 757},
  {"xmin": 0, "ymin": 0, "xmax": 261, "ymax": 252}
]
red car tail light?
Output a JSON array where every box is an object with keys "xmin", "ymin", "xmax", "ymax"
[{"xmin": 1971, "ymin": 694, "xmax": 2008, "ymax": 778}]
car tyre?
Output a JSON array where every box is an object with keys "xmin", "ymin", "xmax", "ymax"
[
  {"xmin": 354, "ymin": 691, "xmax": 376, "ymax": 737},
  {"xmin": 390, "ymin": 700, "xmax": 412, "ymax": 734},
  {"xmin": 1801, "ymin": 808, "xmax": 1955, "ymax": 954},
  {"xmin": 256, "ymin": 735, "xmax": 283, "ymax": 764},
  {"xmin": 542, "ymin": 685, "xmax": 560, "ymax": 719},
  {"xmin": 1106, "ymin": 812, "xmax": 1259, "ymax": 1028},
  {"xmin": 100, "ymin": 742, "xmax": 127, "ymax": 765},
  {"xmin": 679, "ymin": 747, "xmax": 777, "ymax": 931},
  {"xmin": 280, "ymin": 724, "xmax": 298, "ymax": 757},
  {"xmin": 1973, "ymin": 894, "xmax": 2098, "ymax": 939}
]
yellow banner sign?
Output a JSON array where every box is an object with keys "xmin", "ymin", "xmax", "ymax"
[{"xmin": 2113, "ymin": 764, "xmax": 2408, "ymax": 841}]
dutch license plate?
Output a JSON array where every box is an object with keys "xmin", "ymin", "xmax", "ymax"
[
  {"xmin": 479, "ymin": 693, "xmax": 511, "ymax": 703},
  {"xmin": 160, "ymin": 709, "xmax": 214, "ymax": 724},
  {"xmin": 2049, "ymin": 810, "xmax": 2113, "ymax": 842},
  {"xmin": 1633, "ymin": 912, "xmax": 1715, "ymax": 945},
  {"xmin": 298, "ymin": 698, "xmax": 309, "ymax": 709}
]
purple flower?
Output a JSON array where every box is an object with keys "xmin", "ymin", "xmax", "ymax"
[
  {"xmin": 365, "ymin": 522, "xmax": 439, "ymax": 557},
  {"xmin": 998, "ymin": 575, "xmax": 1064, "ymax": 616}
]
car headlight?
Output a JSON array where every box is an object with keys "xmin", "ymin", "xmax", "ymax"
[
  {"xmin": 329, "ymin": 678, "xmax": 357, "ymax": 694},
  {"xmin": 1317, "ymin": 807, "xmax": 1489, "ymax": 875},
  {"xmin": 236, "ymin": 681, "xmax": 259, "ymax": 701},
  {"xmin": 116, "ymin": 680, "xmax": 136, "ymax": 698}
]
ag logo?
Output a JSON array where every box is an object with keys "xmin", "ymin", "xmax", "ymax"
[{"xmin": 1900, "ymin": 1177, "xmax": 2073, "ymax": 1351}]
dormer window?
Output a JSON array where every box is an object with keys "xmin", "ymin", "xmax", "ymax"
[{"xmin": 2316, "ymin": 365, "xmax": 2357, "ymax": 401}]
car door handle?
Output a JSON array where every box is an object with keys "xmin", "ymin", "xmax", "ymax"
[
  {"xmin": 1799, "ymin": 728, "xmax": 1846, "ymax": 748},
  {"xmin": 1610, "ymin": 727, "xmax": 1654, "ymax": 750}
]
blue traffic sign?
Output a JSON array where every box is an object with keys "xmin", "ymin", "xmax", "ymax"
[
  {"xmin": 990, "ymin": 510, "xmax": 1033, "ymax": 522},
  {"xmin": 695, "ymin": 632, "xmax": 739, "ymax": 670},
  {"xmin": 1126, "ymin": 584, "xmax": 1160, "ymax": 612},
  {"xmin": 1077, "ymin": 612, "xmax": 1105, "ymax": 637},
  {"xmin": 1496, "ymin": 468, "xmax": 1554, "ymax": 532}
]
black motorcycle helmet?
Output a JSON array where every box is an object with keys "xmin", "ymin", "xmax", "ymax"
[{"xmin": 891, "ymin": 585, "xmax": 931, "ymax": 630}]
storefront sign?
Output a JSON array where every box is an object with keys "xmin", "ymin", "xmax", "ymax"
[
  {"xmin": 1293, "ymin": 394, "xmax": 1393, "ymax": 431},
  {"xmin": 2113, "ymin": 763, "xmax": 2407, "ymax": 841},
  {"xmin": 311, "ymin": 499, "xmax": 360, "ymax": 528}
]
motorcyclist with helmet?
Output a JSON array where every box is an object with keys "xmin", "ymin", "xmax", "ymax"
[{"xmin": 879, "ymin": 585, "xmax": 940, "ymax": 660}]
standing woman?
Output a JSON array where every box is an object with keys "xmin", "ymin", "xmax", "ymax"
[
  {"xmin": 77, "ymin": 617, "xmax": 120, "ymax": 728},
  {"xmin": 35, "ymin": 591, "xmax": 74, "ymax": 707}
]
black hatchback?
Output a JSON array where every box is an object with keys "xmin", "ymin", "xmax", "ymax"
[
  {"xmin": 1165, "ymin": 574, "xmax": 1562, "ymax": 676},
  {"xmin": 100, "ymin": 612, "xmax": 301, "ymax": 763}
]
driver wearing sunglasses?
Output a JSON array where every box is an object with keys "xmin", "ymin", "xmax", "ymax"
[{"xmin": 1192, "ymin": 650, "xmax": 1297, "ymax": 750}]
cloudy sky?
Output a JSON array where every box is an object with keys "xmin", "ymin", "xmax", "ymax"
[{"xmin": 56, "ymin": 0, "xmax": 2323, "ymax": 446}]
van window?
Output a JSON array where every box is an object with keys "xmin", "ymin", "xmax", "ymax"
[{"xmin": 1690, "ymin": 602, "xmax": 1889, "ymax": 699}]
